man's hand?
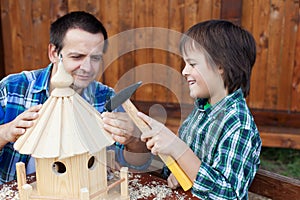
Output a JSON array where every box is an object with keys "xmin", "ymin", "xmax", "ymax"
[
  {"xmin": 101, "ymin": 112, "xmax": 141, "ymax": 145},
  {"xmin": 0, "ymin": 104, "xmax": 42, "ymax": 149}
]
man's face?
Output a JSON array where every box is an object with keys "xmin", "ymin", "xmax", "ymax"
[{"xmin": 50, "ymin": 28, "xmax": 105, "ymax": 94}]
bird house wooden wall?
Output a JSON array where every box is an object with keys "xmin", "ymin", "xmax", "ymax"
[{"xmin": 35, "ymin": 151, "xmax": 107, "ymax": 198}]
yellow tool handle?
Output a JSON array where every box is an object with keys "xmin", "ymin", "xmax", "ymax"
[{"xmin": 122, "ymin": 99, "xmax": 193, "ymax": 191}]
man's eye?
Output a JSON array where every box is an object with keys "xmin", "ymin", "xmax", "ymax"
[
  {"xmin": 91, "ymin": 56, "xmax": 103, "ymax": 62},
  {"xmin": 71, "ymin": 55, "xmax": 83, "ymax": 60},
  {"xmin": 189, "ymin": 63, "xmax": 196, "ymax": 67}
]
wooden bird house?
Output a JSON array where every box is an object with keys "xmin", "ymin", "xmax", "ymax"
[{"xmin": 14, "ymin": 57, "xmax": 129, "ymax": 200}]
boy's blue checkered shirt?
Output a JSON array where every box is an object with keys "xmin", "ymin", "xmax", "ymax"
[
  {"xmin": 0, "ymin": 64, "xmax": 125, "ymax": 183},
  {"xmin": 179, "ymin": 89, "xmax": 262, "ymax": 199}
]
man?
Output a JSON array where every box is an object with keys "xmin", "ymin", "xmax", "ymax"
[{"xmin": 0, "ymin": 11, "xmax": 150, "ymax": 184}]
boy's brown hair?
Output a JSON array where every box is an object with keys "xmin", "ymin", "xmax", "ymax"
[{"xmin": 180, "ymin": 20, "xmax": 256, "ymax": 97}]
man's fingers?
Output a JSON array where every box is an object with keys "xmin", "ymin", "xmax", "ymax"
[
  {"xmin": 101, "ymin": 112, "xmax": 127, "ymax": 121},
  {"xmin": 28, "ymin": 104, "xmax": 42, "ymax": 111},
  {"xmin": 17, "ymin": 120, "xmax": 34, "ymax": 128}
]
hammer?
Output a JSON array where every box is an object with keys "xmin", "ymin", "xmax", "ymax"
[{"xmin": 105, "ymin": 81, "xmax": 192, "ymax": 191}]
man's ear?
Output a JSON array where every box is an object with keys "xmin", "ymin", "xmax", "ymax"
[{"xmin": 48, "ymin": 43, "xmax": 58, "ymax": 63}]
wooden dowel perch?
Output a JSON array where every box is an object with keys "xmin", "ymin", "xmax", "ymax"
[{"xmin": 90, "ymin": 178, "xmax": 126, "ymax": 199}]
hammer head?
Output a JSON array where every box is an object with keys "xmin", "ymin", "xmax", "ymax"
[{"xmin": 104, "ymin": 81, "xmax": 142, "ymax": 112}]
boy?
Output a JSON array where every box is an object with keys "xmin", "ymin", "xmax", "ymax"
[{"xmin": 138, "ymin": 20, "xmax": 262, "ymax": 199}]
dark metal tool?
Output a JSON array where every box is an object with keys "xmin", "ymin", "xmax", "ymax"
[{"xmin": 105, "ymin": 81, "xmax": 142, "ymax": 112}]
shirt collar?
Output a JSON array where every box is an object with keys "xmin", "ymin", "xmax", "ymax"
[
  {"xmin": 81, "ymin": 81, "xmax": 97, "ymax": 104},
  {"xmin": 195, "ymin": 88, "xmax": 244, "ymax": 117},
  {"xmin": 32, "ymin": 63, "xmax": 52, "ymax": 95}
]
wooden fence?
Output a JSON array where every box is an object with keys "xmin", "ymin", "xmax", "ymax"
[{"xmin": 1, "ymin": 0, "xmax": 300, "ymax": 148}]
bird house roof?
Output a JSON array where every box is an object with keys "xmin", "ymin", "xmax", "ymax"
[{"xmin": 14, "ymin": 57, "xmax": 114, "ymax": 159}]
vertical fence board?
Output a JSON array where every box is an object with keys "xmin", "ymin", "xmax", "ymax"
[
  {"xmin": 211, "ymin": 0, "xmax": 221, "ymax": 19},
  {"xmin": 0, "ymin": 2, "xmax": 4, "ymax": 80},
  {"xmin": 291, "ymin": 12, "xmax": 300, "ymax": 111},
  {"xmin": 101, "ymin": 0, "xmax": 119, "ymax": 87},
  {"xmin": 152, "ymin": 0, "xmax": 169, "ymax": 103},
  {"xmin": 115, "ymin": 0, "xmax": 135, "ymax": 90},
  {"xmin": 134, "ymin": 0, "xmax": 153, "ymax": 101},
  {"xmin": 0, "ymin": 0, "xmax": 299, "ymax": 113},
  {"xmin": 246, "ymin": 0, "xmax": 269, "ymax": 108},
  {"xmin": 32, "ymin": 0, "xmax": 52, "ymax": 68},
  {"xmin": 277, "ymin": 0, "xmax": 298, "ymax": 111},
  {"xmin": 168, "ymin": 0, "xmax": 188, "ymax": 104},
  {"xmin": 197, "ymin": 0, "xmax": 214, "ymax": 21},
  {"xmin": 1, "ymin": 1, "xmax": 23, "ymax": 74},
  {"xmin": 264, "ymin": 0, "xmax": 285, "ymax": 110}
]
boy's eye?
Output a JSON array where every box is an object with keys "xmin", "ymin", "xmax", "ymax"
[{"xmin": 189, "ymin": 63, "xmax": 196, "ymax": 67}]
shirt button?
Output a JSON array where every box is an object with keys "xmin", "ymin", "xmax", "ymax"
[{"xmin": 187, "ymin": 136, "xmax": 192, "ymax": 143}]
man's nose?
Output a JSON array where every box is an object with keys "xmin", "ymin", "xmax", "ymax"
[{"xmin": 80, "ymin": 57, "xmax": 91, "ymax": 71}]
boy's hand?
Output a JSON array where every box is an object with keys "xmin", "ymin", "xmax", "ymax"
[
  {"xmin": 137, "ymin": 112, "xmax": 188, "ymax": 160},
  {"xmin": 1, "ymin": 104, "xmax": 42, "ymax": 143},
  {"xmin": 167, "ymin": 173, "xmax": 180, "ymax": 189}
]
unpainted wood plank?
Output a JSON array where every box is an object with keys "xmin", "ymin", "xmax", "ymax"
[
  {"xmin": 276, "ymin": 0, "xmax": 298, "ymax": 110},
  {"xmin": 247, "ymin": 0, "xmax": 270, "ymax": 109},
  {"xmin": 291, "ymin": 1, "xmax": 300, "ymax": 111},
  {"xmin": 19, "ymin": 0, "xmax": 34, "ymax": 71},
  {"xmin": 264, "ymin": 0, "xmax": 285, "ymax": 110},
  {"xmin": 183, "ymin": 0, "xmax": 198, "ymax": 30},
  {"xmin": 220, "ymin": 0, "xmax": 242, "ymax": 24},
  {"xmin": 101, "ymin": 0, "xmax": 120, "ymax": 87},
  {"xmin": 260, "ymin": 130, "xmax": 300, "ymax": 150},
  {"xmin": 16, "ymin": 162, "xmax": 26, "ymax": 192},
  {"xmin": 152, "ymin": 0, "xmax": 169, "ymax": 103},
  {"xmin": 134, "ymin": 0, "xmax": 153, "ymax": 102},
  {"xmin": 31, "ymin": 0, "xmax": 52, "ymax": 69},
  {"xmin": 49, "ymin": 0, "xmax": 68, "ymax": 23},
  {"xmin": 0, "ymin": 2, "xmax": 6, "ymax": 79},
  {"xmin": 197, "ymin": 0, "xmax": 214, "ymax": 22},
  {"xmin": 67, "ymin": 0, "xmax": 100, "ymax": 15},
  {"xmin": 211, "ymin": 0, "xmax": 221, "ymax": 19},
  {"xmin": 168, "ymin": 0, "xmax": 185, "ymax": 104},
  {"xmin": 1, "ymin": 0, "xmax": 23, "ymax": 75},
  {"xmin": 241, "ymin": 0, "xmax": 254, "ymax": 105},
  {"xmin": 181, "ymin": 0, "xmax": 198, "ymax": 104},
  {"xmin": 249, "ymin": 169, "xmax": 300, "ymax": 199},
  {"xmin": 115, "ymin": 0, "xmax": 135, "ymax": 91},
  {"xmin": 88, "ymin": 151, "xmax": 107, "ymax": 195}
]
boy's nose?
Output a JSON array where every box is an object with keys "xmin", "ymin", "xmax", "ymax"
[{"xmin": 182, "ymin": 64, "xmax": 190, "ymax": 76}]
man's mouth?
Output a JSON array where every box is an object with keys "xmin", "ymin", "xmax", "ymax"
[{"xmin": 75, "ymin": 74, "xmax": 90, "ymax": 80}]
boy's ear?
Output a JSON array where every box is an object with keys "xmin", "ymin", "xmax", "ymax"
[
  {"xmin": 217, "ymin": 66, "xmax": 224, "ymax": 75},
  {"xmin": 48, "ymin": 43, "xmax": 58, "ymax": 63}
]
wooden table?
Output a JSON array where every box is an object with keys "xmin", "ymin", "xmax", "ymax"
[
  {"xmin": 3, "ymin": 169, "xmax": 297, "ymax": 200},
  {"xmin": 0, "ymin": 172, "xmax": 198, "ymax": 200}
]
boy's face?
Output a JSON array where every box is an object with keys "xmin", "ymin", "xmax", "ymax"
[
  {"xmin": 49, "ymin": 28, "xmax": 105, "ymax": 94},
  {"xmin": 181, "ymin": 49, "xmax": 227, "ymax": 104}
]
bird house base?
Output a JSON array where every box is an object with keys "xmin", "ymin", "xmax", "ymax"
[{"xmin": 16, "ymin": 162, "xmax": 129, "ymax": 200}]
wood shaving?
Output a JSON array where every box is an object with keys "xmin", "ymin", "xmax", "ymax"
[
  {"xmin": 0, "ymin": 173, "xmax": 189, "ymax": 200},
  {"xmin": 128, "ymin": 174, "xmax": 189, "ymax": 200},
  {"xmin": 0, "ymin": 182, "xmax": 19, "ymax": 200}
]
